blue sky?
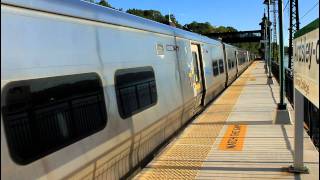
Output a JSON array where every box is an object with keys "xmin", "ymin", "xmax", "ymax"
[{"xmin": 105, "ymin": 0, "xmax": 319, "ymax": 45}]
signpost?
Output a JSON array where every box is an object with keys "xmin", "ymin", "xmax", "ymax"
[{"xmin": 290, "ymin": 18, "xmax": 319, "ymax": 173}]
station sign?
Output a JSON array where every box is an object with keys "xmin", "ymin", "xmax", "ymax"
[{"xmin": 293, "ymin": 19, "xmax": 319, "ymax": 108}]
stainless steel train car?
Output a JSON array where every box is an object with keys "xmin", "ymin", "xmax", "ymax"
[
  {"xmin": 1, "ymin": 0, "xmax": 254, "ymax": 179},
  {"xmin": 236, "ymin": 49, "xmax": 250, "ymax": 75}
]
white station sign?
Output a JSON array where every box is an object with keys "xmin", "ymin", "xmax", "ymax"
[{"xmin": 293, "ymin": 22, "xmax": 319, "ymax": 108}]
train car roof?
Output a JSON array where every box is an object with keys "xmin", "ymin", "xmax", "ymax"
[
  {"xmin": 224, "ymin": 43, "xmax": 237, "ymax": 49},
  {"xmin": 2, "ymin": 0, "xmax": 222, "ymax": 46}
]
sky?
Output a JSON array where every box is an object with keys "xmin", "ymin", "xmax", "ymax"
[{"xmin": 105, "ymin": 0, "xmax": 319, "ymax": 45}]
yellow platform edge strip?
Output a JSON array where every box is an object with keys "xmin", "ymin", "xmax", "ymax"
[{"xmin": 135, "ymin": 62, "xmax": 257, "ymax": 179}]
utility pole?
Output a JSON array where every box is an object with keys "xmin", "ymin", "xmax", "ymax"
[
  {"xmin": 267, "ymin": 0, "xmax": 272, "ymax": 78},
  {"xmin": 272, "ymin": 0, "xmax": 278, "ymax": 62},
  {"xmin": 278, "ymin": 0, "xmax": 285, "ymax": 109},
  {"xmin": 288, "ymin": 0, "xmax": 299, "ymax": 69},
  {"xmin": 264, "ymin": 12, "xmax": 268, "ymax": 72},
  {"xmin": 260, "ymin": 11, "xmax": 268, "ymax": 73},
  {"xmin": 264, "ymin": 0, "xmax": 273, "ymax": 79}
]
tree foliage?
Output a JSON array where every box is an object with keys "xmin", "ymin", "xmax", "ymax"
[
  {"xmin": 165, "ymin": 14, "xmax": 183, "ymax": 28},
  {"xmin": 97, "ymin": 0, "xmax": 112, "ymax": 8},
  {"xmin": 89, "ymin": 1, "xmax": 261, "ymax": 53},
  {"xmin": 126, "ymin": 9, "xmax": 183, "ymax": 28},
  {"xmin": 183, "ymin": 22, "xmax": 238, "ymax": 34},
  {"xmin": 91, "ymin": 1, "xmax": 238, "ymax": 34},
  {"xmin": 183, "ymin": 21, "xmax": 213, "ymax": 34},
  {"xmin": 232, "ymin": 42, "xmax": 260, "ymax": 54},
  {"xmin": 127, "ymin": 9, "xmax": 165, "ymax": 23}
]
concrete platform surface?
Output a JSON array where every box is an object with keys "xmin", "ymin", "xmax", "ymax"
[{"xmin": 134, "ymin": 61, "xmax": 319, "ymax": 180}]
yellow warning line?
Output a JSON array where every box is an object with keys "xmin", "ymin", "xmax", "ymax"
[
  {"xmin": 134, "ymin": 62, "xmax": 257, "ymax": 180},
  {"xmin": 219, "ymin": 125, "xmax": 247, "ymax": 151}
]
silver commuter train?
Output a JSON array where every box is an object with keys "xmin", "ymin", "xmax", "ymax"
[{"xmin": 1, "ymin": 0, "xmax": 254, "ymax": 179}]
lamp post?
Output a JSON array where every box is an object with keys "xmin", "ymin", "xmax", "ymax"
[
  {"xmin": 273, "ymin": 0, "xmax": 291, "ymax": 124},
  {"xmin": 278, "ymin": 0, "xmax": 285, "ymax": 109},
  {"xmin": 264, "ymin": 14, "xmax": 268, "ymax": 71},
  {"xmin": 264, "ymin": 0, "xmax": 272, "ymax": 79},
  {"xmin": 260, "ymin": 12, "xmax": 268, "ymax": 73},
  {"xmin": 267, "ymin": 0, "xmax": 272, "ymax": 78}
]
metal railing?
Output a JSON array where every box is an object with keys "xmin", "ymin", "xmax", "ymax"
[
  {"xmin": 271, "ymin": 61, "xmax": 293, "ymax": 105},
  {"xmin": 304, "ymin": 99, "xmax": 320, "ymax": 149},
  {"xmin": 271, "ymin": 60, "xmax": 319, "ymax": 149}
]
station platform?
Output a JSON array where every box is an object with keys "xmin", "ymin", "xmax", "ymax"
[{"xmin": 133, "ymin": 61, "xmax": 319, "ymax": 179}]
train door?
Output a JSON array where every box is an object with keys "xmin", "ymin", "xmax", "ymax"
[
  {"xmin": 235, "ymin": 50, "xmax": 239, "ymax": 75},
  {"xmin": 191, "ymin": 44, "xmax": 204, "ymax": 109},
  {"xmin": 223, "ymin": 44, "xmax": 229, "ymax": 87}
]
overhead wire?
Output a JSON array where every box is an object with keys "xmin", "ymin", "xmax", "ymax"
[
  {"xmin": 284, "ymin": 0, "xmax": 289, "ymax": 11},
  {"xmin": 300, "ymin": 1, "xmax": 319, "ymax": 20}
]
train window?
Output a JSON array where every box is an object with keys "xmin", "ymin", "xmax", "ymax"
[
  {"xmin": 1, "ymin": 73, "xmax": 107, "ymax": 165},
  {"xmin": 115, "ymin": 67, "xmax": 157, "ymax": 119},
  {"xmin": 212, "ymin": 61, "xmax": 219, "ymax": 76},
  {"xmin": 219, "ymin": 59, "xmax": 224, "ymax": 74},
  {"xmin": 192, "ymin": 52, "xmax": 200, "ymax": 83},
  {"xmin": 239, "ymin": 53, "xmax": 245, "ymax": 65},
  {"xmin": 228, "ymin": 59, "xmax": 232, "ymax": 69}
]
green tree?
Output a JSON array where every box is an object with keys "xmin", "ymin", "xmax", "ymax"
[
  {"xmin": 284, "ymin": 46, "xmax": 289, "ymax": 54},
  {"xmin": 127, "ymin": 9, "xmax": 164, "ymax": 22},
  {"xmin": 164, "ymin": 14, "xmax": 183, "ymax": 28},
  {"xmin": 232, "ymin": 42, "xmax": 261, "ymax": 55},
  {"xmin": 87, "ymin": 3, "xmax": 240, "ymax": 40},
  {"xmin": 271, "ymin": 42, "xmax": 279, "ymax": 62},
  {"xmin": 183, "ymin": 21, "xmax": 214, "ymax": 34},
  {"xmin": 97, "ymin": 0, "xmax": 113, "ymax": 8},
  {"xmin": 126, "ymin": 9, "xmax": 182, "ymax": 28},
  {"xmin": 183, "ymin": 21, "xmax": 237, "ymax": 34}
]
